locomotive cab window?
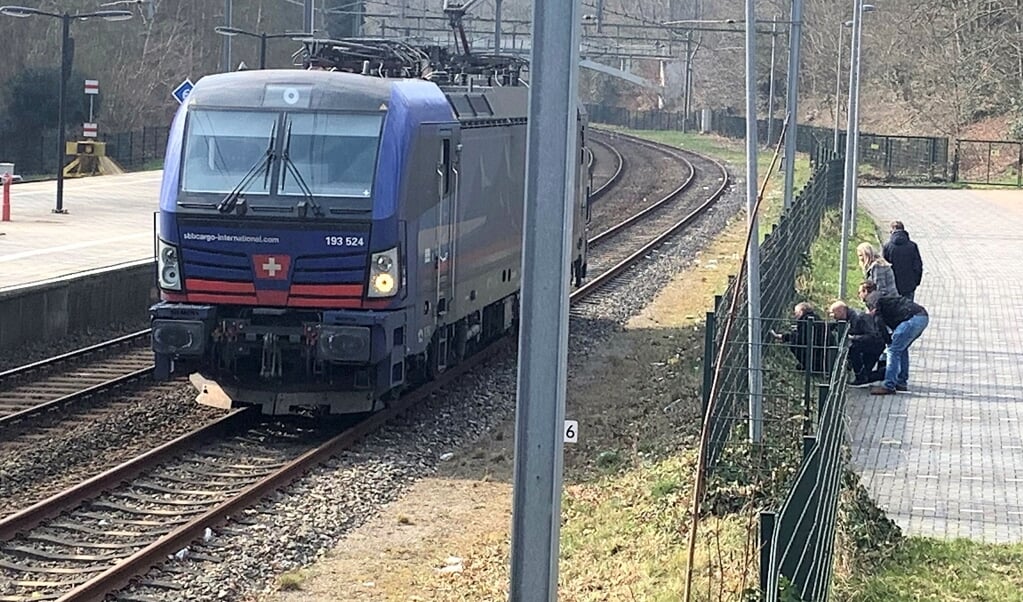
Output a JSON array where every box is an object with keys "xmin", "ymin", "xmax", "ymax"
[
  {"xmin": 279, "ymin": 113, "xmax": 383, "ymax": 199},
  {"xmin": 181, "ymin": 110, "xmax": 279, "ymax": 195}
]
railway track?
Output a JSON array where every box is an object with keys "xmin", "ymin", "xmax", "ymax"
[
  {"xmin": 0, "ymin": 133, "xmax": 730, "ymax": 602},
  {"xmin": 0, "ymin": 331, "xmax": 153, "ymax": 429},
  {"xmin": 587, "ymin": 135, "xmax": 625, "ymax": 201}
]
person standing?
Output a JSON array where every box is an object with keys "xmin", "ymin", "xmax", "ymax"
[
  {"xmin": 882, "ymin": 221, "xmax": 924, "ymax": 301},
  {"xmin": 857, "ymin": 243, "xmax": 899, "ymax": 297},
  {"xmin": 857, "ymin": 281, "xmax": 929, "ymax": 395}
]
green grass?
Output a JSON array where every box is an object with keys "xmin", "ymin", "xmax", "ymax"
[
  {"xmin": 834, "ymin": 538, "xmax": 1023, "ymax": 601},
  {"xmin": 799, "ymin": 206, "xmax": 880, "ymax": 309}
]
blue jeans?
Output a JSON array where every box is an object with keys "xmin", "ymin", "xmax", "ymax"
[{"xmin": 884, "ymin": 314, "xmax": 929, "ymax": 390}]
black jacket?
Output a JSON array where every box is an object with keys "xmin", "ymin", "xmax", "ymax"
[
  {"xmin": 781, "ymin": 311, "xmax": 838, "ymax": 373},
  {"xmin": 846, "ymin": 307, "xmax": 887, "ymax": 346},
  {"xmin": 883, "ymin": 230, "xmax": 923, "ymax": 295},
  {"xmin": 865, "ymin": 292, "xmax": 927, "ymax": 331}
]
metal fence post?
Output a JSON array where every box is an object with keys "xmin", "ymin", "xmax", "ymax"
[
  {"xmin": 702, "ymin": 311, "xmax": 717, "ymax": 417},
  {"xmin": 760, "ymin": 510, "xmax": 777, "ymax": 600},
  {"xmin": 1017, "ymin": 143, "xmax": 1022, "ymax": 188},
  {"xmin": 987, "ymin": 141, "xmax": 993, "ymax": 185},
  {"xmin": 802, "ymin": 434, "xmax": 816, "ymax": 460}
]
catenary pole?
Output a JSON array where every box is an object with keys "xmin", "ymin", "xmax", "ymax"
[
  {"xmin": 745, "ymin": 0, "xmax": 763, "ymax": 443},
  {"xmin": 766, "ymin": 16, "xmax": 777, "ymax": 147},
  {"xmin": 508, "ymin": 0, "xmax": 580, "ymax": 598},
  {"xmin": 782, "ymin": 0, "xmax": 803, "ymax": 209},
  {"xmin": 494, "ymin": 0, "xmax": 502, "ymax": 51},
  {"xmin": 222, "ymin": 0, "xmax": 232, "ymax": 72},
  {"xmin": 839, "ymin": 0, "xmax": 865, "ymax": 299},
  {"xmin": 304, "ymin": 0, "xmax": 315, "ymax": 33},
  {"xmin": 833, "ymin": 21, "xmax": 845, "ymax": 154}
]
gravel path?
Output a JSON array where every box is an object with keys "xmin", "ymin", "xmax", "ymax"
[{"xmin": 115, "ymin": 156, "xmax": 745, "ymax": 601}]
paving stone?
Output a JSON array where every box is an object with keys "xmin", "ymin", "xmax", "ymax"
[
  {"xmin": 0, "ymin": 171, "xmax": 160, "ymax": 289},
  {"xmin": 847, "ymin": 188, "xmax": 1023, "ymax": 543}
]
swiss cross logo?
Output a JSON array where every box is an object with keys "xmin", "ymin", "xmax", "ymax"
[{"xmin": 253, "ymin": 254, "xmax": 290, "ymax": 280}]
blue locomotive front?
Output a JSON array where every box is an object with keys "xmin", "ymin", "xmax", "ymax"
[{"xmin": 151, "ymin": 70, "xmax": 461, "ymax": 415}]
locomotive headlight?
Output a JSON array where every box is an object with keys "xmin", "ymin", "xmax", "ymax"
[
  {"xmin": 373, "ymin": 273, "xmax": 395, "ymax": 294},
  {"xmin": 368, "ymin": 247, "xmax": 399, "ymax": 298},
  {"xmin": 157, "ymin": 239, "xmax": 182, "ymax": 291}
]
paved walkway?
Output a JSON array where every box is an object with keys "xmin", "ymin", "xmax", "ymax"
[
  {"xmin": 0, "ymin": 171, "xmax": 161, "ymax": 290},
  {"xmin": 848, "ymin": 188, "xmax": 1023, "ymax": 542}
]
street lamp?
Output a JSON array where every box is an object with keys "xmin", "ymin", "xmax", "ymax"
[
  {"xmin": 833, "ymin": 4, "xmax": 875, "ymax": 153},
  {"xmin": 838, "ymin": 0, "xmax": 878, "ymax": 299},
  {"xmin": 215, "ymin": 26, "xmax": 312, "ymax": 70},
  {"xmin": 0, "ymin": 6, "xmax": 133, "ymax": 214}
]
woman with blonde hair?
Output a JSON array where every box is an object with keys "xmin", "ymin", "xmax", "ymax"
[{"xmin": 857, "ymin": 242, "xmax": 898, "ymax": 296}]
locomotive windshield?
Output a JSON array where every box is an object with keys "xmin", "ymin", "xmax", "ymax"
[
  {"xmin": 182, "ymin": 110, "xmax": 278, "ymax": 195},
  {"xmin": 181, "ymin": 109, "xmax": 384, "ymax": 202},
  {"xmin": 280, "ymin": 113, "xmax": 382, "ymax": 198}
]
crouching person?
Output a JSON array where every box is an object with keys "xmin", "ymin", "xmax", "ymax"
[
  {"xmin": 770, "ymin": 301, "xmax": 835, "ymax": 374},
  {"xmin": 829, "ymin": 300, "xmax": 886, "ymax": 387}
]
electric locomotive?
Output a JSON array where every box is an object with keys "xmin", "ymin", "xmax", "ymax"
[{"xmin": 149, "ymin": 40, "xmax": 590, "ymax": 415}]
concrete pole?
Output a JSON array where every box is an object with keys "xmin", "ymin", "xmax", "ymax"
[
  {"xmin": 745, "ymin": 0, "xmax": 763, "ymax": 444},
  {"xmin": 766, "ymin": 17, "xmax": 778, "ymax": 147},
  {"xmin": 782, "ymin": 0, "xmax": 803, "ymax": 210},
  {"xmin": 508, "ymin": 0, "xmax": 581, "ymax": 598},
  {"xmin": 839, "ymin": 0, "xmax": 865, "ymax": 300}
]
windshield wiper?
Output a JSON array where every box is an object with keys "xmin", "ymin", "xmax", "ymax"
[
  {"xmin": 279, "ymin": 120, "xmax": 323, "ymax": 218},
  {"xmin": 217, "ymin": 122, "xmax": 277, "ymax": 214}
]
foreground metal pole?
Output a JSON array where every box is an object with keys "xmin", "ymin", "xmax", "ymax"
[
  {"xmin": 839, "ymin": 0, "xmax": 864, "ymax": 300},
  {"xmin": 782, "ymin": 0, "xmax": 803, "ymax": 209},
  {"xmin": 766, "ymin": 17, "xmax": 777, "ymax": 147},
  {"xmin": 509, "ymin": 0, "xmax": 580, "ymax": 598},
  {"xmin": 745, "ymin": 0, "xmax": 763, "ymax": 443}
]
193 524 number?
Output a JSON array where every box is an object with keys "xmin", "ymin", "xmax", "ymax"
[{"xmin": 325, "ymin": 236, "xmax": 365, "ymax": 247}]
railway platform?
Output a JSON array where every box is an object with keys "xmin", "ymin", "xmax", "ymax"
[
  {"xmin": 849, "ymin": 188, "xmax": 1023, "ymax": 542},
  {"xmin": 0, "ymin": 171, "xmax": 161, "ymax": 290}
]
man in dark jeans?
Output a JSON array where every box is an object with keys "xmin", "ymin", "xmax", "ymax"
[
  {"xmin": 829, "ymin": 300, "xmax": 887, "ymax": 387},
  {"xmin": 882, "ymin": 220, "xmax": 924, "ymax": 301},
  {"xmin": 858, "ymin": 281, "xmax": 930, "ymax": 395}
]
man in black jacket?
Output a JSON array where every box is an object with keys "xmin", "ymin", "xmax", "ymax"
[
  {"xmin": 829, "ymin": 301, "xmax": 887, "ymax": 387},
  {"xmin": 858, "ymin": 281, "xmax": 929, "ymax": 395},
  {"xmin": 770, "ymin": 302, "xmax": 835, "ymax": 374},
  {"xmin": 882, "ymin": 221, "xmax": 924, "ymax": 301}
]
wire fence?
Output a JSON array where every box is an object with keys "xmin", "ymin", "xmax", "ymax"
[
  {"xmin": 953, "ymin": 138, "xmax": 1023, "ymax": 187},
  {"xmin": 680, "ymin": 143, "xmax": 856, "ymax": 600},
  {"xmin": 0, "ymin": 125, "xmax": 170, "ymax": 177},
  {"xmin": 584, "ymin": 104, "xmax": 950, "ymax": 185}
]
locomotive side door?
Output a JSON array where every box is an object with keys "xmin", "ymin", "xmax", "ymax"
[{"xmin": 435, "ymin": 130, "xmax": 459, "ymax": 320}]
